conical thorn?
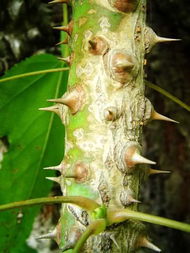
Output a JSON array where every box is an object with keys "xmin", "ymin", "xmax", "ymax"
[
  {"xmin": 53, "ymin": 21, "xmax": 73, "ymax": 36},
  {"xmin": 149, "ymin": 169, "xmax": 171, "ymax": 175},
  {"xmin": 128, "ymin": 195, "xmax": 141, "ymax": 204},
  {"xmin": 48, "ymin": 85, "xmax": 85, "ymax": 115},
  {"xmin": 152, "ymin": 111, "xmax": 179, "ymax": 123},
  {"xmin": 38, "ymin": 105, "xmax": 60, "ymax": 116},
  {"xmin": 48, "ymin": 98, "xmax": 66, "ymax": 104},
  {"xmin": 36, "ymin": 229, "xmax": 57, "ymax": 240},
  {"xmin": 139, "ymin": 237, "xmax": 161, "ymax": 252},
  {"xmin": 110, "ymin": 234, "xmax": 120, "ymax": 249},
  {"xmin": 56, "ymin": 38, "xmax": 68, "ymax": 46},
  {"xmin": 125, "ymin": 145, "xmax": 156, "ymax": 168},
  {"xmin": 156, "ymin": 36, "xmax": 181, "ymax": 43},
  {"xmin": 88, "ymin": 36, "xmax": 109, "ymax": 55},
  {"xmin": 46, "ymin": 176, "xmax": 61, "ymax": 184},
  {"xmin": 43, "ymin": 163, "xmax": 64, "ymax": 172},
  {"xmin": 145, "ymin": 27, "xmax": 181, "ymax": 53},
  {"xmin": 58, "ymin": 56, "xmax": 71, "ymax": 65},
  {"xmin": 131, "ymin": 152, "xmax": 156, "ymax": 166},
  {"xmin": 49, "ymin": 0, "xmax": 69, "ymax": 4}
]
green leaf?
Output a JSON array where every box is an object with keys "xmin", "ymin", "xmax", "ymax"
[{"xmin": 0, "ymin": 54, "xmax": 68, "ymax": 252}]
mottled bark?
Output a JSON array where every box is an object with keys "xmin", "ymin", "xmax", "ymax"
[{"xmin": 48, "ymin": 0, "xmax": 161, "ymax": 252}]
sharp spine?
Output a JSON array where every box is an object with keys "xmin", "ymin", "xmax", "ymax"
[
  {"xmin": 53, "ymin": 26, "xmax": 69, "ymax": 32},
  {"xmin": 131, "ymin": 152, "xmax": 156, "ymax": 165},
  {"xmin": 156, "ymin": 36, "xmax": 181, "ymax": 43},
  {"xmin": 38, "ymin": 105, "xmax": 60, "ymax": 115},
  {"xmin": 46, "ymin": 176, "xmax": 61, "ymax": 184},
  {"xmin": 149, "ymin": 169, "xmax": 171, "ymax": 175},
  {"xmin": 140, "ymin": 238, "xmax": 162, "ymax": 252},
  {"xmin": 128, "ymin": 195, "xmax": 141, "ymax": 204},
  {"xmin": 36, "ymin": 229, "xmax": 57, "ymax": 240},
  {"xmin": 49, "ymin": 0, "xmax": 69, "ymax": 4},
  {"xmin": 53, "ymin": 21, "xmax": 73, "ymax": 36},
  {"xmin": 152, "ymin": 110, "xmax": 179, "ymax": 123},
  {"xmin": 48, "ymin": 85, "xmax": 84, "ymax": 115},
  {"xmin": 125, "ymin": 145, "xmax": 156, "ymax": 168},
  {"xmin": 56, "ymin": 38, "xmax": 68, "ymax": 46},
  {"xmin": 58, "ymin": 56, "xmax": 71, "ymax": 65},
  {"xmin": 43, "ymin": 164, "xmax": 63, "ymax": 172},
  {"xmin": 110, "ymin": 234, "xmax": 120, "ymax": 249},
  {"xmin": 145, "ymin": 27, "xmax": 181, "ymax": 53}
]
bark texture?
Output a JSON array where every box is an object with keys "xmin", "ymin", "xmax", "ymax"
[{"xmin": 49, "ymin": 0, "xmax": 159, "ymax": 252}]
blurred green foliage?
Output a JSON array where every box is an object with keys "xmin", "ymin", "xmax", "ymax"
[{"xmin": 0, "ymin": 53, "xmax": 68, "ymax": 252}]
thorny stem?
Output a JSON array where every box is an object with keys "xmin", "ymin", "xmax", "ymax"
[
  {"xmin": 0, "ymin": 68, "xmax": 69, "ymax": 83},
  {"xmin": 107, "ymin": 209, "xmax": 190, "ymax": 233},
  {"xmin": 145, "ymin": 80, "xmax": 190, "ymax": 112}
]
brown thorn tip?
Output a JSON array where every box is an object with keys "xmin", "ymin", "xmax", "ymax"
[
  {"xmin": 56, "ymin": 38, "xmax": 68, "ymax": 46},
  {"xmin": 49, "ymin": 0, "xmax": 68, "ymax": 4},
  {"xmin": 57, "ymin": 56, "xmax": 71, "ymax": 65},
  {"xmin": 152, "ymin": 111, "xmax": 179, "ymax": 123},
  {"xmin": 53, "ymin": 26, "xmax": 69, "ymax": 33},
  {"xmin": 53, "ymin": 21, "xmax": 73, "ymax": 36}
]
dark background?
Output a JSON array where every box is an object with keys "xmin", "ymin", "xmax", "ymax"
[
  {"xmin": 0, "ymin": 0, "xmax": 190, "ymax": 252},
  {"xmin": 143, "ymin": 1, "xmax": 190, "ymax": 252}
]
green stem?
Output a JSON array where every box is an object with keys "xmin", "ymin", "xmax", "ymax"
[
  {"xmin": 145, "ymin": 80, "xmax": 190, "ymax": 112},
  {"xmin": 0, "ymin": 68, "xmax": 69, "ymax": 83},
  {"xmin": 73, "ymin": 219, "xmax": 106, "ymax": 253},
  {"xmin": 0, "ymin": 196, "xmax": 99, "ymax": 212},
  {"xmin": 107, "ymin": 209, "xmax": 190, "ymax": 233}
]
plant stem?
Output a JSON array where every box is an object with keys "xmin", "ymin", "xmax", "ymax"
[
  {"xmin": 145, "ymin": 80, "xmax": 190, "ymax": 112},
  {"xmin": 0, "ymin": 68, "xmax": 69, "ymax": 83},
  {"xmin": 0, "ymin": 196, "xmax": 99, "ymax": 212},
  {"xmin": 108, "ymin": 209, "xmax": 190, "ymax": 233},
  {"xmin": 73, "ymin": 219, "xmax": 106, "ymax": 253}
]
